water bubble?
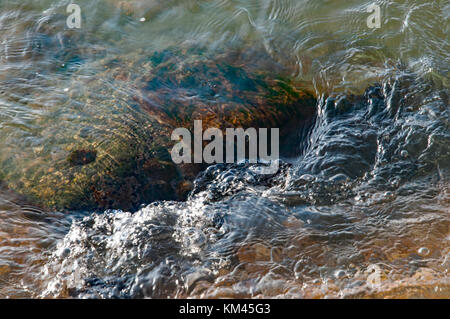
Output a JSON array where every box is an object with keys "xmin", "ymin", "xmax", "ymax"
[
  {"xmin": 299, "ymin": 174, "xmax": 314, "ymax": 182},
  {"xmin": 383, "ymin": 191, "xmax": 396, "ymax": 201},
  {"xmin": 59, "ymin": 248, "xmax": 71, "ymax": 258},
  {"xmin": 400, "ymin": 150, "xmax": 409, "ymax": 158},
  {"xmin": 354, "ymin": 193, "xmax": 367, "ymax": 202},
  {"xmin": 330, "ymin": 173, "xmax": 348, "ymax": 183},
  {"xmin": 418, "ymin": 247, "xmax": 430, "ymax": 257},
  {"xmin": 334, "ymin": 269, "xmax": 346, "ymax": 279},
  {"xmin": 366, "ymin": 264, "xmax": 381, "ymax": 287},
  {"xmin": 391, "ymin": 178, "xmax": 400, "ymax": 188}
]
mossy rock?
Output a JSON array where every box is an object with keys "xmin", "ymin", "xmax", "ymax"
[{"xmin": 0, "ymin": 46, "xmax": 316, "ymax": 211}]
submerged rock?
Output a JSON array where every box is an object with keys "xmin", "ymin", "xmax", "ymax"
[{"xmin": 0, "ymin": 44, "xmax": 316, "ymax": 211}]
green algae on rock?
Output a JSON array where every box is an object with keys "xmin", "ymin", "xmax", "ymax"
[{"xmin": 0, "ymin": 46, "xmax": 316, "ymax": 211}]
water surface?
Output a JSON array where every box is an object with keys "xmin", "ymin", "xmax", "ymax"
[{"xmin": 0, "ymin": 0, "xmax": 448, "ymax": 298}]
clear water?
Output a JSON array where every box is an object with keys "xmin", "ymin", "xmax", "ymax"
[{"xmin": 0, "ymin": 0, "xmax": 448, "ymax": 298}]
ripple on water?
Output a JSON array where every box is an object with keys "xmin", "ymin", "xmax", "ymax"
[{"xmin": 0, "ymin": 0, "xmax": 448, "ymax": 298}]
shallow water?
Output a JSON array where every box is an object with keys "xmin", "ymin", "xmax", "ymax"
[{"xmin": 0, "ymin": 0, "xmax": 449, "ymax": 298}]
